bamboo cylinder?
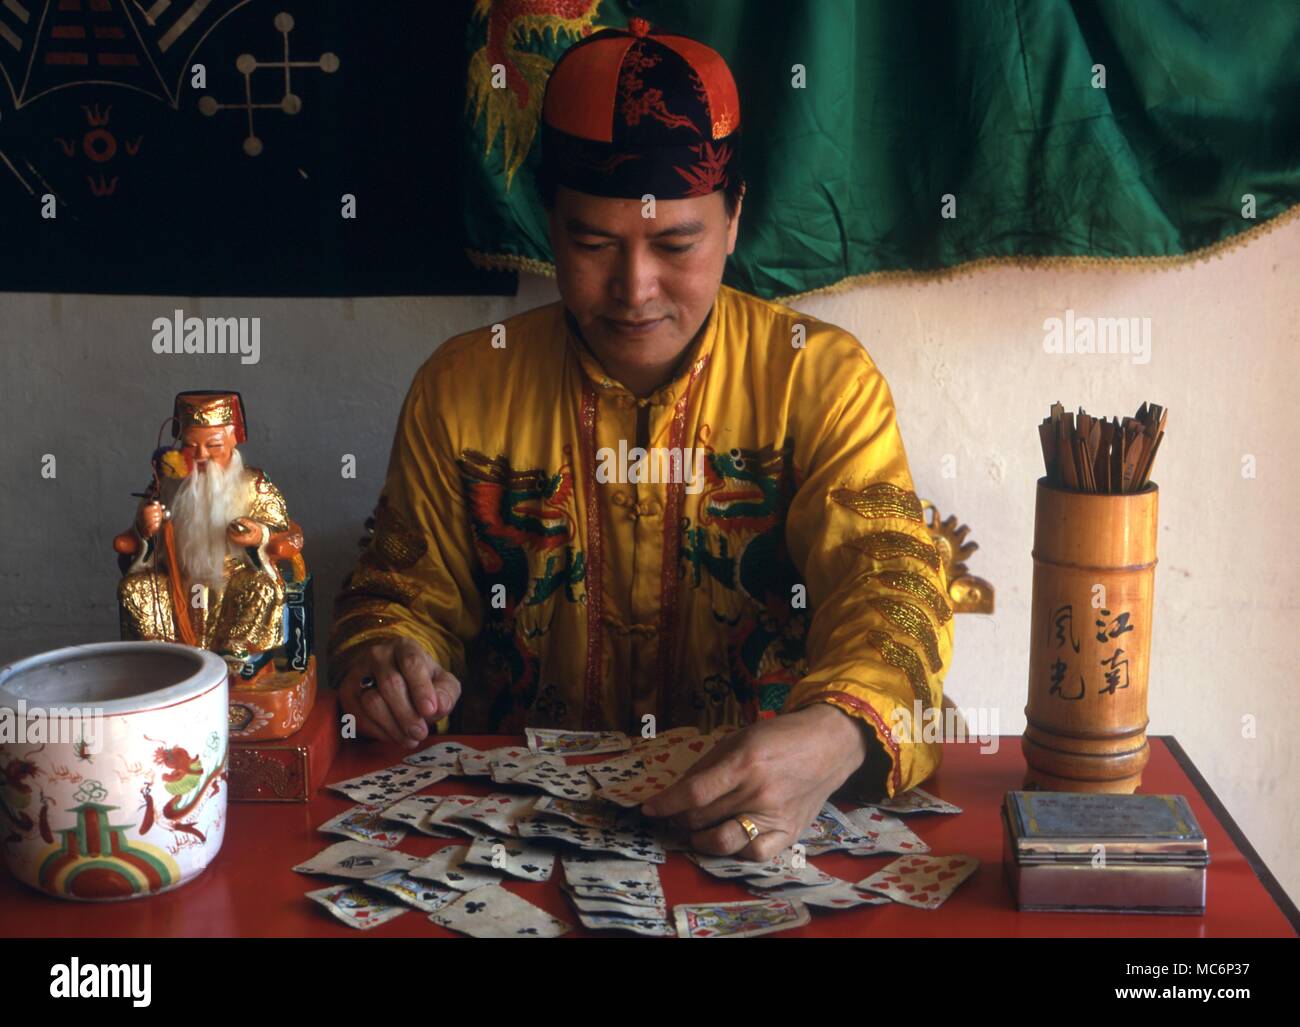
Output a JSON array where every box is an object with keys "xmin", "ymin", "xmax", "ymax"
[{"xmin": 1022, "ymin": 478, "xmax": 1158, "ymax": 792}]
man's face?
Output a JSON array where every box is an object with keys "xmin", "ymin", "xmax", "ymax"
[
  {"xmin": 180, "ymin": 425, "xmax": 236, "ymax": 470},
  {"xmin": 547, "ymin": 185, "xmax": 742, "ymax": 380}
]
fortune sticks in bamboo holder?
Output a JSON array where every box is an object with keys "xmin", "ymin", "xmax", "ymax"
[{"xmin": 1023, "ymin": 403, "xmax": 1167, "ymax": 793}]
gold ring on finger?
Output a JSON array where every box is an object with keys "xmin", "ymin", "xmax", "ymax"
[{"xmin": 736, "ymin": 815, "xmax": 759, "ymax": 841}]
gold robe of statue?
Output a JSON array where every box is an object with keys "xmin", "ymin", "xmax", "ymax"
[
  {"xmin": 119, "ymin": 467, "xmax": 291, "ymax": 662},
  {"xmin": 330, "ymin": 283, "xmax": 954, "ymax": 799}
]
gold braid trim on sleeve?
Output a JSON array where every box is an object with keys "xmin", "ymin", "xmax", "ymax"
[
  {"xmin": 369, "ymin": 495, "xmax": 428, "ymax": 569},
  {"xmin": 830, "ymin": 482, "xmax": 924, "ymax": 522},
  {"xmin": 866, "ymin": 629, "xmax": 934, "ymax": 709},
  {"xmin": 844, "ymin": 530, "xmax": 941, "ymax": 572},
  {"xmin": 868, "ymin": 569, "xmax": 953, "ymax": 624},
  {"xmin": 870, "ymin": 597, "xmax": 943, "ymax": 672},
  {"xmin": 340, "ymin": 565, "xmax": 424, "ymax": 605}
]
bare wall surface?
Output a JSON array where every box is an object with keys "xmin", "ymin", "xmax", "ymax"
[{"xmin": 1, "ymin": 220, "xmax": 1296, "ymax": 907}]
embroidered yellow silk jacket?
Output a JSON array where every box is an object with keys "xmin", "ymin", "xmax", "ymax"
[{"xmin": 330, "ymin": 283, "xmax": 954, "ymax": 797}]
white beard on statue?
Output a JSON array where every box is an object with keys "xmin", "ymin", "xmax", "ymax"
[{"xmin": 171, "ymin": 447, "xmax": 249, "ymax": 594}]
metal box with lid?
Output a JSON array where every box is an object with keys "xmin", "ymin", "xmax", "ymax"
[{"xmin": 1002, "ymin": 791, "xmax": 1208, "ymax": 914}]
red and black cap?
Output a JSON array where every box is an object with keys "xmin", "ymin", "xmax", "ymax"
[{"xmin": 539, "ymin": 16, "xmax": 741, "ymax": 201}]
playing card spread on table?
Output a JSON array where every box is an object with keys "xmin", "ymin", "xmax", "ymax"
[
  {"xmin": 673, "ymin": 897, "xmax": 811, "ymax": 939},
  {"xmin": 595, "ymin": 735, "xmax": 715, "ymax": 806},
  {"xmin": 364, "ymin": 870, "xmax": 460, "ymax": 913},
  {"xmin": 686, "ymin": 851, "xmax": 789, "ymax": 879},
  {"xmin": 752, "ymin": 879, "xmax": 892, "ymax": 910},
  {"xmin": 409, "ymin": 845, "xmax": 504, "ymax": 892},
  {"xmin": 327, "ymin": 763, "xmax": 448, "ymax": 804},
  {"xmin": 533, "ymin": 795, "xmax": 636, "ymax": 830},
  {"xmin": 742, "ymin": 861, "xmax": 840, "ymax": 890},
  {"xmin": 797, "ymin": 802, "xmax": 875, "ymax": 855},
  {"xmin": 307, "ymin": 884, "xmax": 411, "ymax": 930},
  {"xmin": 490, "ymin": 752, "xmax": 556, "ymax": 784},
  {"xmin": 430, "ymin": 884, "xmax": 571, "ymax": 938},
  {"xmin": 567, "ymin": 890, "xmax": 667, "ymax": 916},
  {"xmin": 561, "ymin": 854, "xmax": 664, "ymax": 898},
  {"xmin": 425, "ymin": 795, "xmax": 497, "ymax": 838},
  {"xmin": 843, "ymin": 806, "xmax": 931, "ymax": 855},
  {"xmin": 464, "ymin": 837, "xmax": 556, "ymax": 882},
  {"xmin": 526, "ymin": 727, "xmax": 631, "ymax": 756},
  {"xmin": 447, "ymin": 793, "xmax": 537, "ymax": 837},
  {"xmin": 317, "ymin": 803, "xmax": 408, "ymax": 848},
  {"xmin": 508, "ymin": 758, "xmax": 598, "ymax": 800},
  {"xmin": 868, "ymin": 787, "xmax": 962, "ymax": 816},
  {"xmin": 457, "ymin": 744, "xmax": 530, "ymax": 778},
  {"xmin": 517, "ymin": 815, "xmax": 667, "ymax": 863},
  {"xmin": 378, "ymin": 795, "xmax": 460, "ymax": 838},
  {"xmin": 575, "ymin": 909, "xmax": 677, "ymax": 936},
  {"xmin": 293, "ymin": 840, "xmax": 422, "ymax": 880},
  {"xmin": 403, "ymin": 740, "xmax": 477, "ymax": 773},
  {"xmin": 857, "ymin": 854, "xmax": 979, "ymax": 909}
]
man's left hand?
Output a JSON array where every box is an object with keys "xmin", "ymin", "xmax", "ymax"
[{"xmin": 640, "ymin": 703, "xmax": 870, "ymax": 861}]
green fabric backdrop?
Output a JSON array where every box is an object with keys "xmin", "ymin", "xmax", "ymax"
[{"xmin": 461, "ymin": 0, "xmax": 1300, "ymax": 300}]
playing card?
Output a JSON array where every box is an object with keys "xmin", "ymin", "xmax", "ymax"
[
  {"xmin": 856, "ymin": 854, "xmax": 979, "ymax": 909},
  {"xmin": 403, "ymin": 740, "xmax": 477, "ymax": 772},
  {"xmin": 517, "ymin": 815, "xmax": 667, "ymax": 863},
  {"xmin": 574, "ymin": 909, "xmax": 676, "ymax": 936},
  {"xmin": 742, "ymin": 861, "xmax": 840, "ymax": 889},
  {"xmin": 842, "ymin": 806, "xmax": 931, "ymax": 855},
  {"xmin": 409, "ymin": 845, "xmax": 504, "ymax": 891},
  {"xmin": 526, "ymin": 727, "xmax": 631, "ymax": 756},
  {"xmin": 584, "ymin": 754, "xmax": 648, "ymax": 791},
  {"xmin": 317, "ymin": 803, "xmax": 408, "ymax": 848},
  {"xmin": 566, "ymin": 891, "xmax": 667, "ymax": 916},
  {"xmin": 292, "ymin": 840, "xmax": 422, "ymax": 880},
  {"xmin": 534, "ymin": 795, "xmax": 635, "ymax": 830},
  {"xmin": 430, "ymin": 884, "xmax": 571, "ymax": 938},
  {"xmin": 673, "ymin": 897, "xmax": 810, "ymax": 939},
  {"xmin": 867, "ymin": 787, "xmax": 962, "ymax": 815},
  {"xmin": 327, "ymin": 763, "xmax": 448, "ymax": 804},
  {"xmin": 797, "ymin": 802, "xmax": 875, "ymax": 855},
  {"xmin": 364, "ymin": 870, "xmax": 460, "ymax": 913},
  {"xmin": 456, "ymin": 744, "xmax": 531, "ymax": 778},
  {"xmin": 446, "ymin": 793, "xmax": 538, "ymax": 837},
  {"xmin": 426, "ymin": 794, "xmax": 498, "ymax": 838},
  {"xmin": 561, "ymin": 854, "xmax": 664, "ymax": 899},
  {"xmin": 749, "ymin": 879, "xmax": 892, "ymax": 910},
  {"xmin": 378, "ymin": 795, "xmax": 460, "ymax": 838},
  {"xmin": 490, "ymin": 753, "xmax": 555, "ymax": 784},
  {"xmin": 463, "ymin": 837, "xmax": 556, "ymax": 882},
  {"xmin": 686, "ymin": 851, "xmax": 789, "ymax": 879},
  {"xmin": 594, "ymin": 732, "xmax": 717, "ymax": 806},
  {"xmin": 508, "ymin": 759, "xmax": 598, "ymax": 800},
  {"xmin": 306, "ymin": 884, "xmax": 411, "ymax": 930}
]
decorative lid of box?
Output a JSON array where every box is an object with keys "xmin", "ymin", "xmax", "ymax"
[{"xmin": 1004, "ymin": 791, "xmax": 1208, "ymax": 865}]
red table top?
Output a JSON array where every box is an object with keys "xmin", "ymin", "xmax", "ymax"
[{"xmin": 0, "ymin": 735, "xmax": 1294, "ymax": 938}]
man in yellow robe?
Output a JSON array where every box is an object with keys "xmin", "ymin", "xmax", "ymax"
[{"xmin": 330, "ymin": 19, "xmax": 953, "ymax": 860}]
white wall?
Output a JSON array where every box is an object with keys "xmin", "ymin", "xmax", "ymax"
[{"xmin": 1, "ymin": 216, "xmax": 1295, "ymax": 909}]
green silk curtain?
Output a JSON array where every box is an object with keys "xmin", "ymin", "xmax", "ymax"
[{"xmin": 461, "ymin": 0, "xmax": 1300, "ymax": 300}]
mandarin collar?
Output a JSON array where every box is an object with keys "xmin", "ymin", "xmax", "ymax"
[{"xmin": 564, "ymin": 300, "xmax": 717, "ymax": 408}]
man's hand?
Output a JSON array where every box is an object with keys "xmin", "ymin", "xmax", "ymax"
[
  {"xmin": 640, "ymin": 704, "xmax": 870, "ymax": 861},
  {"xmin": 337, "ymin": 637, "xmax": 462, "ymax": 749}
]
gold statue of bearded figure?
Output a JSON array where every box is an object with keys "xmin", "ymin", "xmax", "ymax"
[{"xmin": 116, "ymin": 391, "xmax": 294, "ymax": 675}]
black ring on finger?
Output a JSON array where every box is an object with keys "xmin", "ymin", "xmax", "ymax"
[{"xmin": 359, "ymin": 675, "xmax": 376, "ymax": 690}]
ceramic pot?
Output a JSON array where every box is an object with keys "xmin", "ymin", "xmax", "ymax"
[{"xmin": 0, "ymin": 641, "xmax": 228, "ymax": 900}]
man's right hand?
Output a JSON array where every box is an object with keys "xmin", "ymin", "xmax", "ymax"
[
  {"xmin": 337, "ymin": 637, "xmax": 463, "ymax": 748},
  {"xmin": 138, "ymin": 501, "xmax": 164, "ymax": 538}
]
